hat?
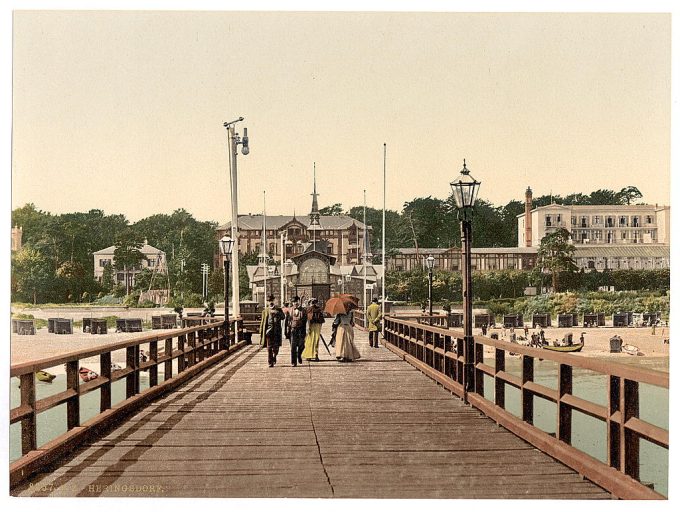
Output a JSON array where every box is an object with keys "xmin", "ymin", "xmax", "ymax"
[
  {"xmin": 293, "ymin": 295, "xmax": 300, "ymax": 302},
  {"xmin": 372, "ymin": 297, "xmax": 379, "ymax": 303},
  {"xmin": 267, "ymin": 294, "xmax": 275, "ymax": 302},
  {"xmin": 310, "ymin": 297, "xmax": 318, "ymax": 303}
]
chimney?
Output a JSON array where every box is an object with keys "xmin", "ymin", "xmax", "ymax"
[{"xmin": 525, "ymin": 187, "xmax": 533, "ymax": 247}]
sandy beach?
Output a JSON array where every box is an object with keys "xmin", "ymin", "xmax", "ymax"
[
  {"xmin": 482, "ymin": 323, "xmax": 670, "ymax": 360},
  {"xmin": 10, "ymin": 319, "xmax": 669, "ymax": 377}
]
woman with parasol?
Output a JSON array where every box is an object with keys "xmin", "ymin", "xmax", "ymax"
[{"xmin": 325, "ymin": 295, "xmax": 361, "ymax": 362}]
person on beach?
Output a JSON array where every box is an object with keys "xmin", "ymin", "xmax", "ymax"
[
  {"xmin": 366, "ymin": 297, "xmax": 382, "ymax": 348},
  {"xmin": 259, "ymin": 294, "xmax": 285, "ymax": 368},
  {"xmin": 301, "ymin": 298, "xmax": 325, "ymax": 361},
  {"xmin": 289, "ymin": 296, "xmax": 307, "ymax": 367},
  {"xmin": 335, "ymin": 310, "xmax": 361, "ymax": 362}
]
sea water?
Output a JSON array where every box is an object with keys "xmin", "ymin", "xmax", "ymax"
[{"xmin": 481, "ymin": 355, "xmax": 668, "ymax": 497}]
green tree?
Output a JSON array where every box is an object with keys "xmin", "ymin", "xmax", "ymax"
[
  {"xmin": 588, "ymin": 189, "xmax": 619, "ymax": 205},
  {"xmin": 101, "ymin": 261, "xmax": 115, "ymax": 293},
  {"xmin": 319, "ymin": 203, "xmax": 344, "ymax": 215},
  {"xmin": 12, "ymin": 246, "xmax": 52, "ymax": 304},
  {"xmin": 537, "ymin": 228, "xmax": 577, "ymax": 293},
  {"xmin": 113, "ymin": 229, "xmax": 146, "ymax": 295},
  {"xmin": 615, "ymin": 186, "xmax": 643, "ymax": 205}
]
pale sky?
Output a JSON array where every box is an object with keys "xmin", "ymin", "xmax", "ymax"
[{"xmin": 10, "ymin": 10, "xmax": 672, "ymax": 223}]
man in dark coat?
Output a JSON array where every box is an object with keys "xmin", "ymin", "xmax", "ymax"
[
  {"xmin": 289, "ymin": 296, "xmax": 307, "ymax": 366},
  {"xmin": 259, "ymin": 294, "xmax": 286, "ymax": 367}
]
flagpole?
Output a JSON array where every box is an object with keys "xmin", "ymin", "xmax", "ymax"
[
  {"xmin": 363, "ymin": 189, "xmax": 367, "ymax": 316},
  {"xmin": 262, "ymin": 191, "xmax": 267, "ymax": 303},
  {"xmin": 382, "ymin": 143, "xmax": 386, "ymax": 330}
]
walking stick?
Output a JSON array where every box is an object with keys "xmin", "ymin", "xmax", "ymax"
[{"xmin": 319, "ymin": 333, "xmax": 332, "ymax": 356}]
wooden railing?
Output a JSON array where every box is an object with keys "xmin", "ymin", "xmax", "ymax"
[
  {"xmin": 10, "ymin": 318, "xmax": 246, "ymax": 487},
  {"xmin": 382, "ymin": 316, "xmax": 668, "ymax": 500}
]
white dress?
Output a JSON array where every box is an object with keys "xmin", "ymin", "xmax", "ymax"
[{"xmin": 335, "ymin": 313, "xmax": 361, "ymax": 361}]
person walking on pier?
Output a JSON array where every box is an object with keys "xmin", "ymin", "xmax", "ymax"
[
  {"xmin": 259, "ymin": 294, "xmax": 285, "ymax": 368},
  {"xmin": 366, "ymin": 297, "xmax": 382, "ymax": 348},
  {"xmin": 289, "ymin": 296, "xmax": 307, "ymax": 367},
  {"xmin": 335, "ymin": 310, "xmax": 361, "ymax": 362},
  {"xmin": 301, "ymin": 298, "xmax": 325, "ymax": 361}
]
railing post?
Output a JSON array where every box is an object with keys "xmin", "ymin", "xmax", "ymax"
[
  {"xmin": 608, "ymin": 376, "xmax": 622, "ymax": 470},
  {"xmin": 126, "ymin": 345, "xmax": 140, "ymax": 398},
  {"xmin": 197, "ymin": 329, "xmax": 205, "ymax": 362},
  {"xmin": 521, "ymin": 355, "xmax": 534, "ymax": 425},
  {"xmin": 558, "ymin": 363, "xmax": 572, "ymax": 443},
  {"xmin": 178, "ymin": 334, "xmax": 186, "ymax": 372},
  {"xmin": 494, "ymin": 348, "xmax": 505, "ymax": 409},
  {"xmin": 100, "ymin": 352, "xmax": 112, "ymax": 412},
  {"xmin": 456, "ymin": 336, "xmax": 465, "ymax": 390},
  {"xmin": 19, "ymin": 373, "xmax": 37, "ymax": 455},
  {"xmin": 474, "ymin": 340, "xmax": 484, "ymax": 396},
  {"xmin": 149, "ymin": 340, "xmax": 158, "ymax": 387},
  {"xmin": 65, "ymin": 361, "xmax": 80, "ymax": 430},
  {"xmin": 623, "ymin": 379, "xmax": 640, "ymax": 480},
  {"xmin": 188, "ymin": 332, "xmax": 197, "ymax": 366},
  {"xmin": 165, "ymin": 337, "xmax": 174, "ymax": 379}
]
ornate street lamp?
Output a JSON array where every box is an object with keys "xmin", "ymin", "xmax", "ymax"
[
  {"xmin": 450, "ymin": 159, "xmax": 480, "ymax": 404},
  {"xmin": 426, "ymin": 254, "xmax": 435, "ymax": 319},
  {"xmin": 219, "ymin": 235, "xmax": 234, "ymax": 349}
]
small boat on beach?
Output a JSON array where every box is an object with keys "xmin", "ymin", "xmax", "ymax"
[
  {"xmin": 35, "ymin": 371, "xmax": 56, "ymax": 383},
  {"xmin": 79, "ymin": 367, "xmax": 99, "ymax": 382},
  {"xmin": 622, "ymin": 344, "xmax": 642, "ymax": 356},
  {"xmin": 542, "ymin": 343, "xmax": 583, "ymax": 353}
]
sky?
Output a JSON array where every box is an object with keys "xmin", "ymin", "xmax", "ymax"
[{"xmin": 9, "ymin": 8, "xmax": 672, "ymax": 225}]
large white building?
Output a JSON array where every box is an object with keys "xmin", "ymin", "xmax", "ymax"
[{"xmin": 516, "ymin": 187, "xmax": 670, "ymax": 271}]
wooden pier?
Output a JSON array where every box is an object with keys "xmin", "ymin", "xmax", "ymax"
[{"xmin": 11, "ymin": 325, "xmax": 614, "ymax": 499}]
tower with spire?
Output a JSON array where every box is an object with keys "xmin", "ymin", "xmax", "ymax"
[{"xmin": 308, "ymin": 163, "xmax": 322, "ymax": 230}]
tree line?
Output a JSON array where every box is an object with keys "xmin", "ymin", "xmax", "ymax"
[
  {"xmin": 11, "ymin": 185, "xmax": 645, "ymax": 305},
  {"xmin": 326, "ymin": 186, "xmax": 644, "ymax": 259}
]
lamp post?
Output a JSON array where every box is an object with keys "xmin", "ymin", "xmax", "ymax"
[
  {"xmin": 267, "ymin": 265, "xmax": 277, "ymax": 302},
  {"xmin": 223, "ymin": 117, "xmax": 249, "ymax": 318},
  {"xmin": 283, "ymin": 259, "xmax": 293, "ymax": 303},
  {"xmin": 426, "ymin": 254, "xmax": 435, "ymax": 319},
  {"xmin": 219, "ymin": 235, "xmax": 234, "ymax": 350},
  {"xmin": 450, "ymin": 159, "xmax": 480, "ymax": 404}
]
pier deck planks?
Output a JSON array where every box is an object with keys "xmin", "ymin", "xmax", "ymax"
[{"xmin": 12, "ymin": 325, "xmax": 611, "ymax": 499}]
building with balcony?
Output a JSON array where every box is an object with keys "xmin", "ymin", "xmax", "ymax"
[{"xmin": 517, "ymin": 188, "xmax": 670, "ymax": 248}]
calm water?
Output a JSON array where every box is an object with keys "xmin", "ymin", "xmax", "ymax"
[{"xmin": 11, "ymin": 357, "xmax": 669, "ymax": 497}]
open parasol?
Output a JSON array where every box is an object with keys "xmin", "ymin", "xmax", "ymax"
[{"xmin": 324, "ymin": 296, "xmax": 358, "ymax": 316}]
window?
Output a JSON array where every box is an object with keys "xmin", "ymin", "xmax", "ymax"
[
  {"xmin": 620, "ymin": 216, "xmax": 627, "ymax": 227},
  {"xmin": 588, "ymin": 260, "xmax": 595, "ymax": 269},
  {"xmin": 327, "ymin": 243, "xmax": 334, "ymax": 254},
  {"xmin": 571, "ymin": 216, "xmax": 577, "ymax": 226},
  {"xmin": 581, "ymin": 216, "xmax": 587, "ymax": 228},
  {"xmin": 148, "ymin": 259, "xmax": 156, "ymax": 267},
  {"xmin": 632, "ymin": 216, "xmax": 640, "ymax": 227},
  {"xmin": 556, "ymin": 214, "xmax": 561, "ymax": 223},
  {"xmin": 545, "ymin": 215, "xmax": 552, "ymax": 227},
  {"xmin": 646, "ymin": 215, "xmax": 653, "ymax": 224},
  {"xmin": 606, "ymin": 217, "xmax": 614, "ymax": 227},
  {"xmin": 99, "ymin": 258, "xmax": 112, "ymax": 267},
  {"xmin": 593, "ymin": 216, "xmax": 601, "ymax": 225}
]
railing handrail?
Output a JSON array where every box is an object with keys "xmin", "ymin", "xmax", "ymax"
[
  {"xmin": 10, "ymin": 317, "xmax": 247, "ymax": 488},
  {"xmin": 382, "ymin": 315, "xmax": 668, "ymax": 499},
  {"xmin": 10, "ymin": 318, "xmax": 239, "ymax": 377},
  {"xmin": 384, "ymin": 315, "xmax": 668, "ymax": 388}
]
